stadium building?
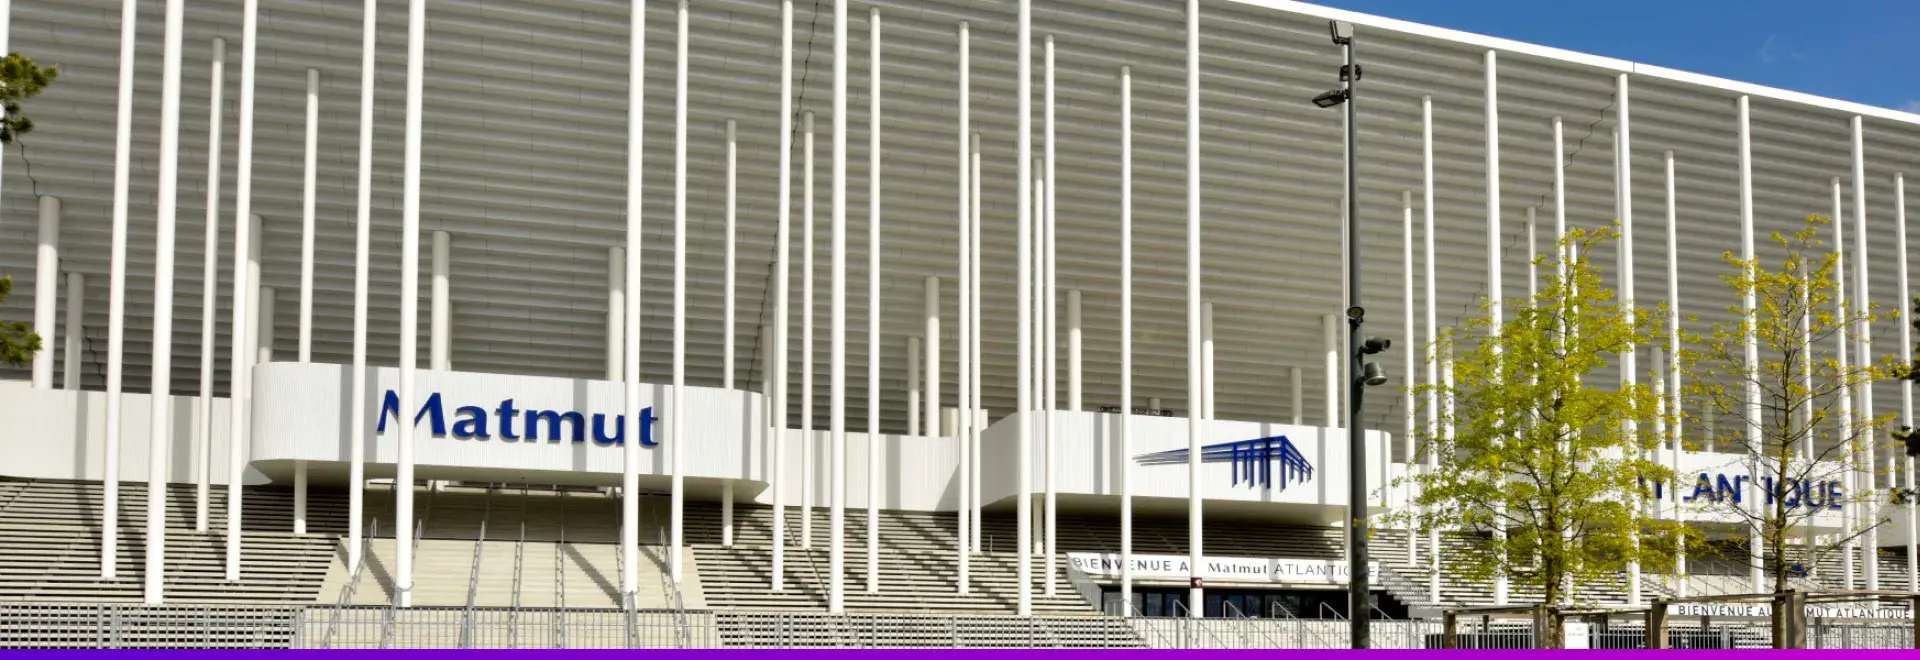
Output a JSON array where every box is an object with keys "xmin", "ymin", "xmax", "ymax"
[{"xmin": 0, "ymin": 0, "xmax": 1918, "ymax": 648}]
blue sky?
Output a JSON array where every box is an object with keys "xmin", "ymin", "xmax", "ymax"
[{"xmin": 1323, "ymin": 0, "xmax": 1920, "ymax": 113}]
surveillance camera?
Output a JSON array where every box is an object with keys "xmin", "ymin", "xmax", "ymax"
[
  {"xmin": 1360, "ymin": 336, "xmax": 1391, "ymax": 355},
  {"xmin": 1311, "ymin": 88, "xmax": 1349, "ymax": 108}
]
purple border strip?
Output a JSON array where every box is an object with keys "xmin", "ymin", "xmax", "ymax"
[{"xmin": 6, "ymin": 651, "xmax": 1914, "ymax": 657}]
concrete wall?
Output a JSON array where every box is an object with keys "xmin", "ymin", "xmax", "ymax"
[{"xmin": 0, "ymin": 379, "xmax": 261, "ymax": 485}]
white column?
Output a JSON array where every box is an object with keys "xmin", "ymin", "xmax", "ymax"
[
  {"xmin": 619, "ymin": 0, "xmax": 645, "ymax": 605},
  {"xmin": 607, "ymin": 247, "xmax": 624, "ymax": 380},
  {"xmin": 802, "ymin": 110, "xmax": 817, "ymax": 550},
  {"xmin": 770, "ymin": 0, "xmax": 791, "ymax": 591},
  {"xmin": 103, "ymin": 0, "xmax": 139, "ymax": 582},
  {"xmin": 430, "ymin": 230, "xmax": 450, "ymax": 370},
  {"xmin": 1016, "ymin": 0, "xmax": 1034, "ymax": 615},
  {"xmin": 293, "ymin": 460, "xmax": 308, "ymax": 534},
  {"xmin": 1423, "ymin": 95, "xmax": 1439, "ymax": 605},
  {"xmin": 955, "ymin": 19, "xmax": 971, "ymax": 593},
  {"xmin": 1897, "ymin": 172, "xmax": 1916, "ymax": 591},
  {"xmin": 144, "ymin": 0, "xmax": 186, "ymax": 605},
  {"xmin": 1201, "ymin": 301, "xmax": 1214, "ymax": 419},
  {"xmin": 925, "ymin": 275, "xmax": 940, "ymax": 439},
  {"xmin": 1834, "ymin": 178, "xmax": 1855, "ymax": 590},
  {"xmin": 671, "ymin": 0, "xmax": 690, "ymax": 585},
  {"xmin": 64, "ymin": 273, "xmax": 84, "ymax": 390},
  {"xmin": 257, "ymin": 287, "xmax": 276, "ymax": 364},
  {"xmin": 196, "ymin": 36, "xmax": 227, "ymax": 534},
  {"xmin": 1736, "ymin": 96, "xmax": 1762, "ymax": 591},
  {"xmin": 1851, "ymin": 116, "xmax": 1877, "ymax": 591},
  {"xmin": 1664, "ymin": 149, "xmax": 1686, "ymax": 596},
  {"xmin": 969, "ymin": 131, "xmax": 984, "ymax": 554},
  {"xmin": 1402, "ymin": 188, "xmax": 1415, "ymax": 562},
  {"xmin": 224, "ymin": 0, "xmax": 260, "ymax": 581},
  {"xmin": 1615, "ymin": 74, "xmax": 1640, "ymax": 607},
  {"xmin": 865, "ymin": 6, "xmax": 882, "ymax": 595},
  {"xmin": 1323, "ymin": 315, "xmax": 1339, "ymax": 425},
  {"xmin": 1118, "ymin": 64, "xmax": 1133, "ymax": 611},
  {"xmin": 246, "ymin": 215, "xmax": 261, "ymax": 365},
  {"xmin": 298, "ymin": 68, "xmax": 318, "ymax": 363},
  {"xmin": 395, "ymin": 0, "xmax": 427, "ymax": 608},
  {"xmin": 725, "ymin": 119, "xmax": 737, "ymax": 390},
  {"xmin": 349, "ymin": 0, "xmax": 375, "ymax": 574},
  {"xmin": 722, "ymin": 481, "xmax": 734, "ymax": 547},
  {"xmin": 826, "ymin": 0, "xmax": 847, "ymax": 612},
  {"xmin": 1184, "ymin": 0, "xmax": 1203, "ymax": 616},
  {"xmin": 31, "ymin": 196, "xmax": 58, "ymax": 388},
  {"xmin": 1070, "ymin": 289, "xmax": 1082, "ymax": 412},
  {"xmin": 1485, "ymin": 49, "xmax": 1508, "ymax": 607},
  {"xmin": 1043, "ymin": 33, "xmax": 1060, "ymax": 598},
  {"xmin": 1290, "ymin": 368, "xmax": 1303, "ymax": 425},
  {"xmin": 908, "ymin": 336, "xmax": 920, "ymax": 436}
]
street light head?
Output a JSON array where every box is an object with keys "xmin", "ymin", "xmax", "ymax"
[
  {"xmin": 1345, "ymin": 306, "xmax": 1366, "ymax": 321},
  {"xmin": 1360, "ymin": 362, "xmax": 1388, "ymax": 387},
  {"xmin": 1329, "ymin": 20, "xmax": 1353, "ymax": 45},
  {"xmin": 1312, "ymin": 88, "xmax": 1349, "ymax": 108}
]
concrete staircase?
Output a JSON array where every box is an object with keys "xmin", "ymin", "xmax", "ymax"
[
  {"xmin": 714, "ymin": 612, "xmax": 1146, "ymax": 647},
  {"xmin": 687, "ymin": 504, "xmax": 1097, "ymax": 615},
  {"xmin": 0, "ymin": 479, "xmax": 339, "ymax": 604},
  {"xmin": 1374, "ymin": 529, "xmax": 1674, "ymax": 608}
]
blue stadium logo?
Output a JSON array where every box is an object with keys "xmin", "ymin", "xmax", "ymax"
[{"xmin": 1134, "ymin": 435, "xmax": 1315, "ymax": 490}]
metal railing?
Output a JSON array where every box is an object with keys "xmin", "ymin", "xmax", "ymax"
[
  {"xmin": 457, "ymin": 486, "xmax": 493, "ymax": 647},
  {"xmin": 295, "ymin": 606, "xmax": 712, "ymax": 649},
  {"xmin": 320, "ymin": 517, "xmax": 379, "ymax": 648}
]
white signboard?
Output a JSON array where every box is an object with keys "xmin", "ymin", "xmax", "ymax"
[
  {"xmin": 1671, "ymin": 603, "xmax": 1912, "ymax": 620},
  {"xmin": 1067, "ymin": 553, "xmax": 1379, "ymax": 585}
]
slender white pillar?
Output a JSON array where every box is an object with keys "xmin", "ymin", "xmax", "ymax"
[
  {"xmin": 31, "ymin": 196, "xmax": 58, "ymax": 388},
  {"xmin": 1851, "ymin": 116, "xmax": 1877, "ymax": 591},
  {"xmin": 771, "ymin": 0, "xmax": 792, "ymax": 590},
  {"xmin": 955, "ymin": 19, "xmax": 971, "ymax": 593},
  {"xmin": 348, "ymin": 0, "xmax": 376, "ymax": 573},
  {"xmin": 671, "ymin": 0, "xmax": 690, "ymax": 585},
  {"xmin": 925, "ymin": 275, "xmax": 939, "ymax": 441},
  {"xmin": 619, "ymin": 0, "xmax": 644, "ymax": 604},
  {"xmin": 246, "ymin": 215, "xmax": 261, "ymax": 366},
  {"xmin": 1486, "ymin": 49, "xmax": 1508, "ymax": 607},
  {"xmin": 1402, "ymin": 189, "xmax": 1415, "ymax": 562},
  {"xmin": 1323, "ymin": 315, "xmax": 1339, "ymax": 425},
  {"xmin": 1201, "ymin": 301, "xmax": 1214, "ymax": 419},
  {"xmin": 225, "ymin": 0, "xmax": 261, "ymax": 581},
  {"xmin": 826, "ymin": 0, "xmax": 848, "ymax": 612},
  {"xmin": 1664, "ymin": 149, "xmax": 1686, "ymax": 596},
  {"xmin": 257, "ymin": 287, "xmax": 276, "ymax": 364},
  {"xmin": 293, "ymin": 460, "xmax": 308, "ymax": 534},
  {"xmin": 64, "ymin": 273, "xmax": 84, "ymax": 390},
  {"xmin": 1736, "ymin": 96, "xmax": 1762, "ymax": 591},
  {"xmin": 1423, "ymin": 96, "xmax": 1439, "ymax": 605},
  {"xmin": 298, "ymin": 68, "xmax": 318, "ymax": 363},
  {"xmin": 969, "ymin": 132, "xmax": 984, "ymax": 555},
  {"xmin": 1834, "ymin": 178, "xmax": 1855, "ymax": 590},
  {"xmin": 725, "ymin": 119, "xmax": 737, "ymax": 390},
  {"xmin": 1898, "ymin": 173, "xmax": 1916, "ymax": 591},
  {"xmin": 866, "ymin": 6, "xmax": 882, "ymax": 595},
  {"xmin": 1070, "ymin": 289, "xmax": 1082, "ymax": 412},
  {"xmin": 1043, "ymin": 33, "xmax": 1058, "ymax": 598},
  {"xmin": 802, "ymin": 110, "xmax": 817, "ymax": 550},
  {"xmin": 1016, "ymin": 0, "xmax": 1033, "ymax": 616},
  {"xmin": 430, "ymin": 230, "xmax": 450, "ymax": 370},
  {"xmin": 722, "ymin": 481, "xmax": 734, "ymax": 547},
  {"xmin": 104, "ymin": 0, "xmax": 140, "ymax": 581},
  {"xmin": 195, "ymin": 36, "xmax": 227, "ymax": 534},
  {"xmin": 1615, "ymin": 74, "xmax": 1640, "ymax": 607},
  {"xmin": 143, "ymin": 0, "xmax": 187, "ymax": 605},
  {"xmin": 908, "ymin": 336, "xmax": 920, "ymax": 436},
  {"xmin": 608, "ymin": 247, "xmax": 624, "ymax": 380},
  {"xmin": 1290, "ymin": 368, "xmax": 1303, "ymax": 425},
  {"xmin": 394, "ymin": 0, "xmax": 427, "ymax": 608},
  {"xmin": 1118, "ymin": 64, "xmax": 1133, "ymax": 611},
  {"xmin": 1184, "ymin": 0, "xmax": 1203, "ymax": 616}
]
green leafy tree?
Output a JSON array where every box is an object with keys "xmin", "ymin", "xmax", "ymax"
[
  {"xmin": 1679, "ymin": 215, "xmax": 1898, "ymax": 594},
  {"xmin": 1396, "ymin": 227, "xmax": 1688, "ymax": 619},
  {"xmin": 0, "ymin": 51, "xmax": 57, "ymax": 367}
]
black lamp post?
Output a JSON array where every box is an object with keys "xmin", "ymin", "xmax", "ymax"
[{"xmin": 1311, "ymin": 19, "xmax": 1391, "ymax": 649}]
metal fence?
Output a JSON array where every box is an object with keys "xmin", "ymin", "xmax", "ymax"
[
  {"xmin": 0, "ymin": 604, "xmax": 300, "ymax": 649},
  {"xmin": 295, "ymin": 606, "xmax": 717, "ymax": 648}
]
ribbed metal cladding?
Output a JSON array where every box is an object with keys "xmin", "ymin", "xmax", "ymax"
[{"xmin": 0, "ymin": 0, "xmax": 1915, "ymax": 441}]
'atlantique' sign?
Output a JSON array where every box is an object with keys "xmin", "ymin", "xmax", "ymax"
[
  {"xmin": 378, "ymin": 390, "xmax": 659, "ymax": 446},
  {"xmin": 1067, "ymin": 553, "xmax": 1378, "ymax": 585}
]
